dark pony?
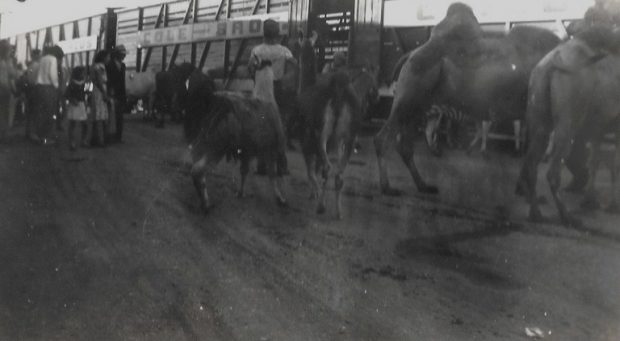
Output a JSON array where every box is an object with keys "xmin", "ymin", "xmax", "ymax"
[
  {"xmin": 154, "ymin": 62, "xmax": 195, "ymax": 127},
  {"xmin": 184, "ymin": 71, "xmax": 288, "ymax": 212}
]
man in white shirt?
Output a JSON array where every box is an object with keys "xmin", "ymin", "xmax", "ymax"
[
  {"xmin": 248, "ymin": 20, "xmax": 296, "ymax": 174},
  {"xmin": 33, "ymin": 45, "xmax": 63, "ymax": 144}
]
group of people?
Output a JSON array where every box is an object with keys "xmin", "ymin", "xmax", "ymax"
[{"xmin": 0, "ymin": 40, "xmax": 127, "ymax": 150}]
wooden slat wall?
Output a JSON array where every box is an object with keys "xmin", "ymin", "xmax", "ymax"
[
  {"xmin": 11, "ymin": 14, "xmax": 104, "ymax": 67},
  {"xmin": 351, "ymin": 0, "xmax": 383, "ymax": 68},
  {"xmin": 289, "ymin": 0, "xmax": 310, "ymax": 36},
  {"xmin": 116, "ymin": 0, "xmax": 290, "ymax": 75}
]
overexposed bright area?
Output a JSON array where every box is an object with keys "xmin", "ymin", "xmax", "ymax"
[
  {"xmin": 0, "ymin": 0, "xmax": 598, "ymax": 37},
  {"xmin": 0, "ymin": 0, "xmax": 167, "ymax": 38}
]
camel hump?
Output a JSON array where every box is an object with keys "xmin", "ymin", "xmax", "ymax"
[
  {"xmin": 551, "ymin": 38, "xmax": 606, "ymax": 72},
  {"xmin": 431, "ymin": 2, "xmax": 481, "ymax": 42}
]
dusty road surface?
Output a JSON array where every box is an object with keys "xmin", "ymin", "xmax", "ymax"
[{"xmin": 1, "ymin": 117, "xmax": 619, "ymax": 340}]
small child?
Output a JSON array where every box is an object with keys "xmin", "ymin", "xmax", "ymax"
[{"xmin": 65, "ymin": 66, "xmax": 88, "ymax": 150}]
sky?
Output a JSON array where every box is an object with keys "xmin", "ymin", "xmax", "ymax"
[
  {"xmin": 0, "ymin": 0, "xmax": 596, "ymax": 38},
  {"xmin": 0, "ymin": 0, "xmax": 168, "ymax": 38}
]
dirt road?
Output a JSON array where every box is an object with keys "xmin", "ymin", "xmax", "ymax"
[{"xmin": 0, "ymin": 117, "xmax": 619, "ymax": 340}]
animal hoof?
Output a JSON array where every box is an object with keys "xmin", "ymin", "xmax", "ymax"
[
  {"xmin": 565, "ymin": 179, "xmax": 587, "ymax": 193},
  {"xmin": 419, "ymin": 185, "xmax": 439, "ymax": 195},
  {"xmin": 561, "ymin": 215, "xmax": 583, "ymax": 228},
  {"xmin": 580, "ymin": 197, "xmax": 600, "ymax": 210},
  {"xmin": 316, "ymin": 204, "xmax": 326, "ymax": 215},
  {"xmin": 528, "ymin": 209, "xmax": 547, "ymax": 223},
  {"xmin": 277, "ymin": 198, "xmax": 288, "ymax": 208},
  {"xmin": 606, "ymin": 202, "xmax": 620, "ymax": 213},
  {"xmin": 381, "ymin": 187, "xmax": 403, "ymax": 196}
]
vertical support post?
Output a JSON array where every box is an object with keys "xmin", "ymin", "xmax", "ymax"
[
  {"xmin": 103, "ymin": 8, "xmax": 118, "ymax": 51},
  {"xmin": 224, "ymin": 0, "xmax": 262, "ymax": 89},
  {"xmin": 198, "ymin": 0, "xmax": 226, "ymax": 71},
  {"xmin": 191, "ymin": 0, "xmax": 199, "ymax": 65},
  {"xmin": 223, "ymin": 0, "xmax": 232, "ymax": 78},
  {"xmin": 168, "ymin": 0, "xmax": 194, "ymax": 69},
  {"xmin": 162, "ymin": 3, "xmax": 169, "ymax": 71},
  {"xmin": 141, "ymin": 4, "xmax": 166, "ymax": 72},
  {"xmin": 136, "ymin": 7, "xmax": 144, "ymax": 72},
  {"xmin": 86, "ymin": 17, "xmax": 92, "ymax": 69}
]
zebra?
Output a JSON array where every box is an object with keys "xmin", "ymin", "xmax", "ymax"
[
  {"xmin": 425, "ymin": 104, "xmax": 525, "ymax": 157},
  {"xmin": 424, "ymin": 104, "xmax": 470, "ymax": 156}
]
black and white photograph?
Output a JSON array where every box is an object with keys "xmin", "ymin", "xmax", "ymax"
[{"xmin": 0, "ymin": 0, "xmax": 619, "ymax": 339}]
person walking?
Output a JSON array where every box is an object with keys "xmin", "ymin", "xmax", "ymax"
[
  {"xmin": 33, "ymin": 45, "xmax": 64, "ymax": 145},
  {"xmin": 90, "ymin": 50, "xmax": 110, "ymax": 147},
  {"xmin": 65, "ymin": 66, "xmax": 88, "ymax": 150},
  {"xmin": 0, "ymin": 40, "xmax": 17, "ymax": 143},
  {"xmin": 106, "ymin": 44, "xmax": 127, "ymax": 143}
]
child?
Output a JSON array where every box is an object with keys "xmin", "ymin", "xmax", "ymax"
[{"xmin": 65, "ymin": 66, "xmax": 88, "ymax": 150}]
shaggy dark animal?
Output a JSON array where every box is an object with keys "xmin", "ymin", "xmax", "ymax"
[
  {"xmin": 184, "ymin": 69, "xmax": 217, "ymax": 144},
  {"xmin": 186, "ymin": 88, "xmax": 288, "ymax": 212},
  {"xmin": 154, "ymin": 62, "xmax": 195, "ymax": 127}
]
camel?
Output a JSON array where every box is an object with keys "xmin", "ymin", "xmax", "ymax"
[
  {"xmin": 516, "ymin": 34, "xmax": 620, "ymax": 226},
  {"xmin": 296, "ymin": 47, "xmax": 378, "ymax": 218},
  {"xmin": 374, "ymin": 3, "xmax": 560, "ymax": 195}
]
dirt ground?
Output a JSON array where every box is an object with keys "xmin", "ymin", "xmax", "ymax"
[{"xmin": 0, "ymin": 116, "xmax": 619, "ymax": 340}]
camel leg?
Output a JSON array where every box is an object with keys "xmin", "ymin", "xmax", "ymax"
[
  {"xmin": 608, "ymin": 130, "xmax": 620, "ymax": 213},
  {"xmin": 303, "ymin": 152, "xmax": 320, "ymax": 200},
  {"xmin": 467, "ymin": 122, "xmax": 482, "ymax": 155},
  {"xmin": 191, "ymin": 157, "xmax": 210, "ymax": 213},
  {"xmin": 516, "ymin": 124, "xmax": 550, "ymax": 222},
  {"xmin": 335, "ymin": 139, "xmax": 354, "ymax": 219},
  {"xmin": 266, "ymin": 153, "xmax": 287, "ymax": 207},
  {"xmin": 480, "ymin": 120, "xmax": 491, "ymax": 156},
  {"xmin": 513, "ymin": 120, "xmax": 522, "ymax": 152},
  {"xmin": 320, "ymin": 103, "xmax": 336, "ymax": 175},
  {"xmin": 316, "ymin": 166, "xmax": 328, "ymax": 215},
  {"xmin": 237, "ymin": 156, "xmax": 250, "ymax": 198},
  {"xmin": 546, "ymin": 127, "xmax": 581, "ymax": 226},
  {"xmin": 581, "ymin": 139, "xmax": 602, "ymax": 210},
  {"xmin": 398, "ymin": 122, "xmax": 439, "ymax": 194}
]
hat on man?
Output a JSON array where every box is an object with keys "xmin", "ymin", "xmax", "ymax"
[
  {"xmin": 263, "ymin": 19, "xmax": 280, "ymax": 40},
  {"xmin": 114, "ymin": 44, "xmax": 127, "ymax": 55}
]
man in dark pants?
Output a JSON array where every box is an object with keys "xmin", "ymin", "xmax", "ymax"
[{"xmin": 106, "ymin": 44, "xmax": 127, "ymax": 143}]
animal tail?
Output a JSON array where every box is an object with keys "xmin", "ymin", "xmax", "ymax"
[{"xmin": 329, "ymin": 71, "xmax": 353, "ymax": 119}]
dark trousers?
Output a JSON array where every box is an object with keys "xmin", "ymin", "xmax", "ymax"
[
  {"xmin": 25, "ymin": 86, "xmax": 36, "ymax": 137},
  {"xmin": 34, "ymin": 85, "xmax": 58, "ymax": 140},
  {"xmin": 114, "ymin": 99, "xmax": 124, "ymax": 141}
]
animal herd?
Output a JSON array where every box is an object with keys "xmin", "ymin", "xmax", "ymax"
[{"xmin": 148, "ymin": 2, "xmax": 618, "ymax": 227}]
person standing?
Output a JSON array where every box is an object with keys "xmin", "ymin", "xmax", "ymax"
[
  {"xmin": 34, "ymin": 45, "xmax": 64, "ymax": 145},
  {"xmin": 106, "ymin": 44, "xmax": 127, "ymax": 143},
  {"xmin": 65, "ymin": 66, "xmax": 88, "ymax": 150},
  {"xmin": 0, "ymin": 40, "xmax": 17, "ymax": 142},
  {"xmin": 248, "ymin": 19, "xmax": 296, "ymax": 113},
  {"xmin": 90, "ymin": 50, "xmax": 110, "ymax": 147},
  {"xmin": 248, "ymin": 20, "xmax": 296, "ymax": 173},
  {"xmin": 24, "ymin": 49, "xmax": 41, "ymax": 140}
]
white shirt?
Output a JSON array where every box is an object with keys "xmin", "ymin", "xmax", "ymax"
[
  {"xmin": 35, "ymin": 55, "xmax": 59, "ymax": 88},
  {"xmin": 249, "ymin": 43, "xmax": 293, "ymax": 81}
]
